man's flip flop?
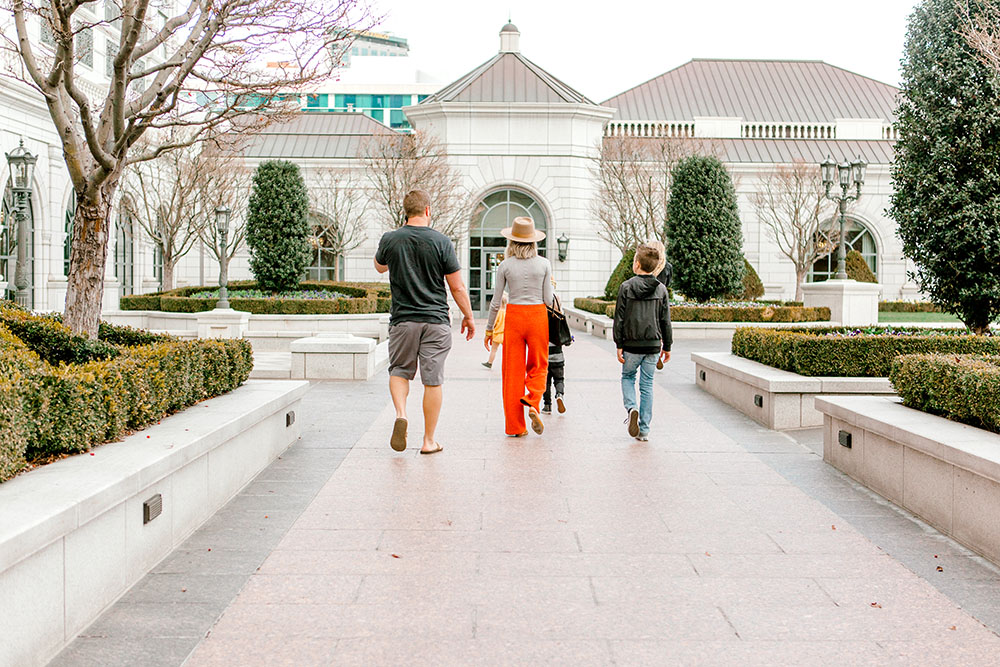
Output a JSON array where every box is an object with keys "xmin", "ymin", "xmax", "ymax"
[
  {"xmin": 390, "ymin": 418, "xmax": 407, "ymax": 452},
  {"xmin": 420, "ymin": 443, "xmax": 443, "ymax": 455}
]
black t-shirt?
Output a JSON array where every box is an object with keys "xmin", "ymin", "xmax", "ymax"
[{"xmin": 375, "ymin": 225, "xmax": 461, "ymax": 325}]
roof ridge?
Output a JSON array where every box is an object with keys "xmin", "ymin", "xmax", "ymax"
[
  {"xmin": 514, "ymin": 52, "xmax": 594, "ymax": 104},
  {"xmin": 422, "ymin": 53, "xmax": 504, "ymax": 103}
]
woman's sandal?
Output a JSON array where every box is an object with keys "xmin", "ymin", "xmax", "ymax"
[{"xmin": 420, "ymin": 443, "xmax": 444, "ymax": 455}]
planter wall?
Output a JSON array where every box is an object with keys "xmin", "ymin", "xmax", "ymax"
[
  {"xmin": 817, "ymin": 395, "xmax": 1000, "ymax": 568},
  {"xmin": 692, "ymin": 352, "xmax": 894, "ymax": 430},
  {"xmin": 0, "ymin": 380, "xmax": 308, "ymax": 667}
]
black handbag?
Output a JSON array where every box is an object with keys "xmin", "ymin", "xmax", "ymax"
[{"xmin": 547, "ymin": 296, "xmax": 573, "ymax": 347}]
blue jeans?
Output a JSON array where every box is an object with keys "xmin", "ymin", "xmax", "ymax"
[{"xmin": 621, "ymin": 351, "xmax": 657, "ymax": 435}]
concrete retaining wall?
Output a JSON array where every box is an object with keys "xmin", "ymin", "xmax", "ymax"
[
  {"xmin": 692, "ymin": 352, "xmax": 894, "ymax": 430},
  {"xmin": 0, "ymin": 380, "xmax": 309, "ymax": 667},
  {"xmin": 817, "ymin": 395, "xmax": 1000, "ymax": 568}
]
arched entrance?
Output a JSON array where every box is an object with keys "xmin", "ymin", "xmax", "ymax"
[
  {"xmin": 2, "ymin": 184, "xmax": 35, "ymax": 307},
  {"xmin": 809, "ymin": 218, "xmax": 878, "ymax": 282},
  {"xmin": 468, "ymin": 189, "xmax": 548, "ymax": 315}
]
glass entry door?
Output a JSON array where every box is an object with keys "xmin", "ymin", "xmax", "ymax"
[{"xmin": 468, "ymin": 189, "xmax": 548, "ymax": 316}]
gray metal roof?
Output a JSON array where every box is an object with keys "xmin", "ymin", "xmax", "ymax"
[
  {"xmin": 613, "ymin": 137, "xmax": 896, "ymax": 165},
  {"xmin": 421, "ymin": 52, "xmax": 595, "ymax": 105},
  {"xmin": 239, "ymin": 112, "xmax": 394, "ymax": 159},
  {"xmin": 604, "ymin": 59, "xmax": 900, "ymax": 123}
]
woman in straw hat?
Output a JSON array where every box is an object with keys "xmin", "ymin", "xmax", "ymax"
[{"xmin": 484, "ymin": 217, "xmax": 553, "ymax": 436}]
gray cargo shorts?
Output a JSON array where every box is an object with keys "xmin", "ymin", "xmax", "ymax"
[{"xmin": 387, "ymin": 321, "xmax": 453, "ymax": 386}]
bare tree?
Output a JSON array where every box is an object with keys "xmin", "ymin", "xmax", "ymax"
[
  {"xmin": 590, "ymin": 136, "xmax": 706, "ymax": 253},
  {"xmin": 750, "ymin": 160, "xmax": 835, "ymax": 301},
  {"xmin": 361, "ymin": 131, "xmax": 471, "ymax": 244},
  {"xmin": 307, "ymin": 168, "xmax": 367, "ymax": 281},
  {"xmin": 1, "ymin": 0, "xmax": 374, "ymax": 336},
  {"xmin": 960, "ymin": 0, "xmax": 1000, "ymax": 72},
  {"xmin": 120, "ymin": 138, "xmax": 210, "ymax": 290},
  {"xmin": 198, "ymin": 157, "xmax": 251, "ymax": 291}
]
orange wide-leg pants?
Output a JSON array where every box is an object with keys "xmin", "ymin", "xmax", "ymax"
[{"xmin": 501, "ymin": 303, "xmax": 549, "ymax": 435}]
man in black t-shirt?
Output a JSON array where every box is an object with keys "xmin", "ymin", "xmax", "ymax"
[{"xmin": 374, "ymin": 189, "xmax": 475, "ymax": 455}]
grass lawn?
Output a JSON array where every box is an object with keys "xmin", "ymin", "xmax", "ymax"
[{"xmin": 878, "ymin": 311, "xmax": 963, "ymax": 324}]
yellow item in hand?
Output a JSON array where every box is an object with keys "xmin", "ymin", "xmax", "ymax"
[{"xmin": 492, "ymin": 307, "xmax": 506, "ymax": 345}]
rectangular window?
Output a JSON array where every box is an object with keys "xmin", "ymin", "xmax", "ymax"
[
  {"xmin": 351, "ymin": 47, "xmax": 358, "ymax": 55},
  {"xmin": 343, "ymin": 94, "xmax": 356, "ymax": 107},
  {"xmin": 417, "ymin": 95, "xmax": 428, "ymax": 103},
  {"xmin": 355, "ymin": 94, "xmax": 371, "ymax": 109},
  {"xmin": 389, "ymin": 94, "xmax": 403, "ymax": 108},
  {"xmin": 390, "ymin": 109, "xmax": 405, "ymax": 127},
  {"xmin": 78, "ymin": 26, "xmax": 94, "ymax": 68},
  {"xmin": 370, "ymin": 109, "xmax": 383, "ymax": 122},
  {"xmin": 105, "ymin": 38, "xmax": 117, "ymax": 77},
  {"xmin": 306, "ymin": 93, "xmax": 328, "ymax": 108},
  {"xmin": 360, "ymin": 48, "xmax": 368, "ymax": 56}
]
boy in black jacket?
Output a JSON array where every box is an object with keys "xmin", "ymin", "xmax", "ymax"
[{"xmin": 613, "ymin": 243, "xmax": 672, "ymax": 441}]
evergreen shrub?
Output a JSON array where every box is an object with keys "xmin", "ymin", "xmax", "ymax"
[
  {"xmin": 845, "ymin": 250, "xmax": 877, "ymax": 283},
  {"xmin": 726, "ymin": 257, "xmax": 765, "ymax": 301},
  {"xmin": 890, "ymin": 354, "xmax": 1000, "ymax": 433},
  {"xmin": 879, "ymin": 301, "xmax": 941, "ymax": 313},
  {"xmin": 667, "ymin": 155, "xmax": 744, "ymax": 302},
  {"xmin": 246, "ymin": 160, "xmax": 311, "ymax": 293},
  {"xmin": 604, "ymin": 248, "xmax": 636, "ymax": 301},
  {"xmin": 732, "ymin": 326, "xmax": 1000, "ymax": 377},
  {"xmin": 120, "ymin": 281, "xmax": 388, "ymax": 314}
]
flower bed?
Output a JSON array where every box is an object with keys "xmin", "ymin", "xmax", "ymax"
[
  {"xmin": 120, "ymin": 280, "xmax": 392, "ymax": 314},
  {"xmin": 732, "ymin": 326, "xmax": 1000, "ymax": 377},
  {"xmin": 890, "ymin": 354, "xmax": 1000, "ymax": 433},
  {"xmin": 0, "ymin": 303, "xmax": 253, "ymax": 482}
]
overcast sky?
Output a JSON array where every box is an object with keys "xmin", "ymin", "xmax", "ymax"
[{"xmin": 373, "ymin": 0, "xmax": 921, "ymax": 101}]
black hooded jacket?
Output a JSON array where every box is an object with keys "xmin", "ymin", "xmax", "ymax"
[{"xmin": 613, "ymin": 274, "xmax": 672, "ymax": 353}]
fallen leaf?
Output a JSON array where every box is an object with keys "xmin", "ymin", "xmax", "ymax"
[
  {"xmin": 89, "ymin": 453, "xmax": 95, "ymax": 456},
  {"xmin": 936, "ymin": 566, "xmax": 944, "ymax": 572},
  {"xmin": 391, "ymin": 553, "xmax": 401, "ymax": 559},
  {"xmin": 831, "ymin": 525, "xmax": 837, "ymax": 530},
  {"xmin": 181, "ymin": 588, "xmax": 187, "ymax": 593},
  {"xmin": 934, "ymin": 554, "xmax": 939, "ymax": 558},
  {"xmin": 264, "ymin": 515, "xmax": 269, "ymax": 519},
  {"xmin": 705, "ymin": 552, "xmax": 712, "ymax": 557},
  {"xmin": 949, "ymin": 625, "xmax": 957, "ymax": 631},
  {"xmin": 870, "ymin": 602, "xmax": 882, "ymax": 608},
  {"xmin": 207, "ymin": 548, "xmax": 211, "ymax": 552}
]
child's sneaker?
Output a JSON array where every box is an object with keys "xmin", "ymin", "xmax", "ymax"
[
  {"xmin": 625, "ymin": 409, "xmax": 640, "ymax": 437},
  {"xmin": 556, "ymin": 395, "xmax": 566, "ymax": 414},
  {"xmin": 541, "ymin": 404, "xmax": 552, "ymax": 414},
  {"xmin": 481, "ymin": 362, "xmax": 492, "ymax": 369}
]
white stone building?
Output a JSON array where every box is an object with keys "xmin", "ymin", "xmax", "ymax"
[{"xmin": 2, "ymin": 19, "xmax": 910, "ymax": 314}]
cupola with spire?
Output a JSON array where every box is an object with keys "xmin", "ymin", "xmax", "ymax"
[{"xmin": 499, "ymin": 21, "xmax": 520, "ymax": 53}]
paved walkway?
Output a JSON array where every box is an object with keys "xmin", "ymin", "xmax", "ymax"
[{"xmin": 53, "ymin": 328, "xmax": 1000, "ymax": 666}]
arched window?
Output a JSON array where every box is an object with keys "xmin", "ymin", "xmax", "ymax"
[
  {"xmin": 304, "ymin": 211, "xmax": 345, "ymax": 282},
  {"xmin": 809, "ymin": 218, "xmax": 878, "ymax": 282},
  {"xmin": 468, "ymin": 189, "xmax": 548, "ymax": 314},
  {"xmin": 2, "ymin": 184, "xmax": 35, "ymax": 306}
]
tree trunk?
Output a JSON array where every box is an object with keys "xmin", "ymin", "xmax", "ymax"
[
  {"xmin": 334, "ymin": 255, "xmax": 340, "ymax": 282},
  {"xmin": 64, "ymin": 185, "xmax": 116, "ymax": 338},
  {"xmin": 795, "ymin": 268, "xmax": 808, "ymax": 303},
  {"xmin": 162, "ymin": 257, "xmax": 175, "ymax": 291}
]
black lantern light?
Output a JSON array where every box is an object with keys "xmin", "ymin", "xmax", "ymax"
[
  {"xmin": 818, "ymin": 154, "xmax": 866, "ymax": 280},
  {"xmin": 557, "ymin": 233, "xmax": 569, "ymax": 262}
]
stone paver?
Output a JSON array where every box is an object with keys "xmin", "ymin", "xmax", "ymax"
[
  {"xmin": 181, "ymin": 331, "xmax": 1000, "ymax": 666},
  {"xmin": 51, "ymin": 327, "xmax": 1000, "ymax": 666}
]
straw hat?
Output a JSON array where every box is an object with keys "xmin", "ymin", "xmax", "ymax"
[{"xmin": 501, "ymin": 216, "xmax": 546, "ymax": 243}]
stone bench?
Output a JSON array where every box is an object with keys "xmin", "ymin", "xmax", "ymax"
[
  {"xmin": 817, "ymin": 395, "xmax": 1000, "ymax": 567},
  {"xmin": 0, "ymin": 380, "xmax": 309, "ymax": 666},
  {"xmin": 692, "ymin": 352, "xmax": 894, "ymax": 430},
  {"xmin": 290, "ymin": 333, "xmax": 389, "ymax": 380}
]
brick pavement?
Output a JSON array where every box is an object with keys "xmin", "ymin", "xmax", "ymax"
[{"xmin": 176, "ymin": 330, "xmax": 1000, "ymax": 666}]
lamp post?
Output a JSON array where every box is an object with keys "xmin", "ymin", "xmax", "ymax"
[
  {"xmin": 820, "ymin": 154, "xmax": 866, "ymax": 280},
  {"xmin": 556, "ymin": 233, "xmax": 569, "ymax": 262},
  {"xmin": 5, "ymin": 140, "xmax": 37, "ymax": 308},
  {"xmin": 214, "ymin": 205, "xmax": 231, "ymax": 309}
]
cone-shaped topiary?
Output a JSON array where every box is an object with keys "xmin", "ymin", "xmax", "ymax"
[
  {"xmin": 246, "ymin": 160, "xmax": 311, "ymax": 293},
  {"xmin": 845, "ymin": 249, "xmax": 877, "ymax": 283},
  {"xmin": 667, "ymin": 155, "xmax": 744, "ymax": 302},
  {"xmin": 890, "ymin": 0, "xmax": 1000, "ymax": 334},
  {"xmin": 726, "ymin": 257, "xmax": 765, "ymax": 301},
  {"xmin": 604, "ymin": 247, "xmax": 636, "ymax": 300}
]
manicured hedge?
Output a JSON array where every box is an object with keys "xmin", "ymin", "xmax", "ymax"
[
  {"xmin": 879, "ymin": 301, "xmax": 941, "ymax": 313},
  {"xmin": 120, "ymin": 280, "xmax": 389, "ymax": 314},
  {"xmin": 732, "ymin": 327, "xmax": 1000, "ymax": 377},
  {"xmin": 0, "ymin": 304, "xmax": 253, "ymax": 482},
  {"xmin": 891, "ymin": 354, "xmax": 1000, "ymax": 433},
  {"xmin": 574, "ymin": 297, "xmax": 615, "ymax": 316}
]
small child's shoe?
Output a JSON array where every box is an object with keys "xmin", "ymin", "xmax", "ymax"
[
  {"xmin": 481, "ymin": 362, "xmax": 492, "ymax": 369},
  {"xmin": 556, "ymin": 395, "xmax": 566, "ymax": 414},
  {"xmin": 541, "ymin": 404, "xmax": 552, "ymax": 414},
  {"xmin": 635, "ymin": 432, "xmax": 649, "ymax": 442}
]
